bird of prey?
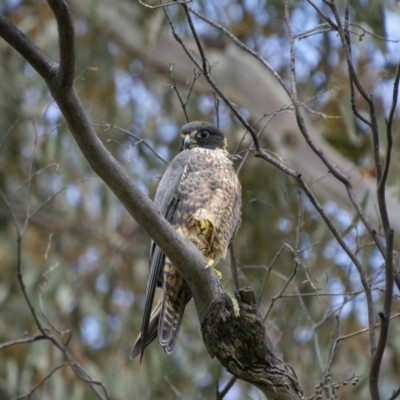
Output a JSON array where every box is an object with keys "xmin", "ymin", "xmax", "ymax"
[{"xmin": 131, "ymin": 121, "xmax": 242, "ymax": 360}]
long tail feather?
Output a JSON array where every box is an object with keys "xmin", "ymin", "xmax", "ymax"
[
  {"xmin": 131, "ymin": 254, "xmax": 192, "ymax": 359},
  {"xmin": 158, "ymin": 258, "xmax": 191, "ymax": 354},
  {"xmin": 132, "ymin": 245, "xmax": 164, "ymax": 361},
  {"xmin": 130, "ymin": 297, "xmax": 162, "ymax": 360}
]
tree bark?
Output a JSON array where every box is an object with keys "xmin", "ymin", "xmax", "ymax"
[{"xmin": 202, "ymin": 287, "xmax": 303, "ymax": 400}]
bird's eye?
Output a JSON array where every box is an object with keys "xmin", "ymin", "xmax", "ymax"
[{"xmin": 197, "ymin": 130, "xmax": 209, "ymax": 139}]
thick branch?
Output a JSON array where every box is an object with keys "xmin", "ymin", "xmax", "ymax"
[
  {"xmin": 202, "ymin": 287, "xmax": 303, "ymax": 400},
  {"xmin": 0, "ymin": 14, "xmax": 55, "ymax": 79}
]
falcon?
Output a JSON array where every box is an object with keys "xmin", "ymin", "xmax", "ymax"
[{"xmin": 131, "ymin": 121, "xmax": 242, "ymax": 360}]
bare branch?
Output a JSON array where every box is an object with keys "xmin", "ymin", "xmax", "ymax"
[
  {"xmin": 139, "ymin": 0, "xmax": 191, "ymax": 9},
  {"xmin": 295, "ymin": 24, "xmax": 333, "ymax": 40},
  {"xmin": 217, "ymin": 376, "xmax": 237, "ymax": 400},
  {"xmin": 10, "ymin": 163, "xmax": 59, "ymax": 198},
  {"xmin": 0, "ymin": 118, "xmax": 20, "ymax": 153},
  {"xmin": 47, "ymin": 0, "xmax": 75, "ymax": 87},
  {"xmin": 378, "ymin": 62, "xmax": 400, "ymax": 217},
  {"xmin": 93, "ymin": 122, "xmax": 169, "ymax": 165},
  {"xmin": 0, "ymin": 15, "xmax": 54, "ymax": 80},
  {"xmin": 349, "ymin": 23, "xmax": 400, "ymax": 43},
  {"xmin": 305, "ymin": 0, "xmax": 338, "ymax": 30},
  {"xmin": 368, "ymin": 63, "xmax": 400, "ymax": 398},
  {"xmin": 370, "ymin": 229, "xmax": 394, "ymax": 398},
  {"xmin": 0, "ymin": 334, "xmax": 47, "ymax": 352},
  {"xmin": 263, "ymin": 262, "xmax": 298, "ymax": 321},
  {"xmin": 323, "ymin": 2, "xmax": 371, "ymax": 129},
  {"xmin": 388, "ymin": 387, "xmax": 400, "ymax": 400},
  {"xmin": 168, "ymin": 63, "xmax": 190, "ymax": 122},
  {"xmin": 325, "ymin": 312, "xmax": 400, "ymax": 381},
  {"xmin": 13, "ymin": 363, "xmax": 69, "ymax": 400}
]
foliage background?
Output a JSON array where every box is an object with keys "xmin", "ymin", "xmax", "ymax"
[{"xmin": 1, "ymin": 0, "xmax": 400, "ymax": 399}]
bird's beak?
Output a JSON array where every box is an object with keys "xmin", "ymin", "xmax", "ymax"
[{"xmin": 183, "ymin": 134, "xmax": 193, "ymax": 150}]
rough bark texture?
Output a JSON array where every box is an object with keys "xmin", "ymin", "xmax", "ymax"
[{"xmin": 202, "ymin": 287, "xmax": 303, "ymax": 400}]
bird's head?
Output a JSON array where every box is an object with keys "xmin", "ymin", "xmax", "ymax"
[{"xmin": 179, "ymin": 121, "xmax": 228, "ymax": 152}]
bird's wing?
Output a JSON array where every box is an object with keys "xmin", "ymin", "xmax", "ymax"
[
  {"xmin": 154, "ymin": 150, "xmax": 192, "ymax": 218},
  {"xmin": 131, "ymin": 151, "xmax": 191, "ymax": 360}
]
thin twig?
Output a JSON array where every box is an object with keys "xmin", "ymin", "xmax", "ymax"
[
  {"xmin": 0, "ymin": 118, "xmax": 20, "ymax": 153},
  {"xmin": 295, "ymin": 24, "xmax": 333, "ymax": 40},
  {"xmin": 325, "ymin": 312, "xmax": 400, "ymax": 379},
  {"xmin": 10, "ymin": 163, "xmax": 59, "ymax": 198},
  {"xmin": 258, "ymin": 243, "xmax": 295, "ymax": 303},
  {"xmin": 349, "ymin": 22, "xmax": 400, "ymax": 43},
  {"xmin": 323, "ymin": 315, "xmax": 340, "ymax": 378},
  {"xmin": 93, "ymin": 122, "xmax": 169, "ymax": 165},
  {"xmin": 13, "ymin": 363, "xmax": 69, "ymax": 400},
  {"xmin": 305, "ymin": 0, "xmax": 338, "ymax": 30},
  {"xmin": 216, "ymin": 376, "xmax": 237, "ymax": 400},
  {"xmin": 263, "ymin": 261, "xmax": 298, "ymax": 322},
  {"xmin": 327, "ymin": 0, "xmax": 373, "ymax": 129},
  {"xmin": 29, "ymin": 177, "xmax": 94, "ymax": 221},
  {"xmin": 139, "ymin": 0, "xmax": 191, "ymax": 9},
  {"xmin": 168, "ymin": 63, "xmax": 189, "ymax": 122},
  {"xmin": 0, "ymin": 334, "xmax": 47, "ymax": 351},
  {"xmin": 213, "ymin": 92, "xmax": 220, "ymax": 128},
  {"xmin": 388, "ymin": 387, "xmax": 400, "ymax": 400}
]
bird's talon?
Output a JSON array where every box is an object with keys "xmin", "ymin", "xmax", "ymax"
[
  {"xmin": 206, "ymin": 258, "xmax": 215, "ymax": 267},
  {"xmin": 201, "ymin": 247, "xmax": 210, "ymax": 257},
  {"xmin": 193, "ymin": 218, "xmax": 213, "ymax": 238},
  {"xmin": 204, "ymin": 258, "xmax": 221, "ymax": 279},
  {"xmin": 213, "ymin": 268, "xmax": 222, "ymax": 279}
]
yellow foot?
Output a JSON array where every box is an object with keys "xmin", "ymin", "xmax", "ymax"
[
  {"xmin": 201, "ymin": 246, "xmax": 210, "ymax": 257},
  {"xmin": 204, "ymin": 258, "xmax": 221, "ymax": 279},
  {"xmin": 193, "ymin": 218, "xmax": 213, "ymax": 238},
  {"xmin": 213, "ymin": 268, "xmax": 222, "ymax": 279}
]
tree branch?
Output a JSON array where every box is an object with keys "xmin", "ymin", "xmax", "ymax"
[
  {"xmin": 0, "ymin": 334, "xmax": 47, "ymax": 352},
  {"xmin": 202, "ymin": 288, "xmax": 303, "ymax": 399},
  {"xmin": 47, "ymin": 0, "xmax": 76, "ymax": 87},
  {"xmin": 0, "ymin": 14, "xmax": 55, "ymax": 80}
]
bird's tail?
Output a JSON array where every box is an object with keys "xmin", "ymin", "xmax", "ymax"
[
  {"xmin": 158, "ymin": 262, "xmax": 191, "ymax": 354},
  {"xmin": 130, "ymin": 296, "xmax": 162, "ymax": 360},
  {"xmin": 130, "ymin": 258, "xmax": 191, "ymax": 359}
]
